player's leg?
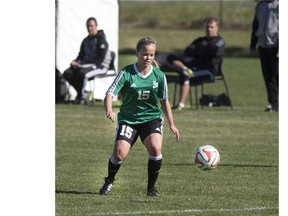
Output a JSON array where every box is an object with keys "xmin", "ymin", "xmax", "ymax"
[
  {"xmin": 100, "ymin": 123, "xmax": 138, "ymax": 195},
  {"xmin": 99, "ymin": 140, "xmax": 131, "ymax": 195},
  {"xmin": 143, "ymin": 133, "xmax": 163, "ymax": 196},
  {"xmin": 140, "ymin": 119, "xmax": 163, "ymax": 196}
]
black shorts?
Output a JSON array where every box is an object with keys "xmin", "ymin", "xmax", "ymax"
[{"xmin": 115, "ymin": 118, "xmax": 163, "ymax": 146}]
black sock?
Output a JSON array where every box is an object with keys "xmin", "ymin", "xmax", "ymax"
[
  {"xmin": 147, "ymin": 157, "xmax": 162, "ymax": 190},
  {"xmin": 107, "ymin": 157, "xmax": 121, "ymax": 181}
]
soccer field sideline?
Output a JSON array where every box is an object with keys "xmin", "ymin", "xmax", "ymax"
[{"xmin": 81, "ymin": 206, "xmax": 278, "ymax": 216}]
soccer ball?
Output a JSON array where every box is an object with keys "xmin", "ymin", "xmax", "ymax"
[{"xmin": 194, "ymin": 145, "xmax": 220, "ymax": 170}]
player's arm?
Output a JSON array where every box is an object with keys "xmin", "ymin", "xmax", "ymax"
[
  {"xmin": 160, "ymin": 100, "xmax": 180, "ymax": 142},
  {"xmin": 104, "ymin": 70, "xmax": 125, "ymax": 122},
  {"xmin": 104, "ymin": 93, "xmax": 116, "ymax": 122}
]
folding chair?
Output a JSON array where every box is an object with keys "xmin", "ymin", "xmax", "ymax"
[
  {"xmin": 156, "ymin": 52, "xmax": 198, "ymax": 109},
  {"xmin": 190, "ymin": 59, "xmax": 233, "ymax": 110},
  {"xmin": 87, "ymin": 50, "xmax": 117, "ymax": 104},
  {"xmin": 63, "ymin": 51, "xmax": 117, "ymax": 103},
  {"xmin": 160, "ymin": 70, "xmax": 201, "ymax": 109}
]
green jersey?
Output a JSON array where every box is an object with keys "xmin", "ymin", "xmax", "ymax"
[{"xmin": 106, "ymin": 63, "xmax": 168, "ymax": 124}]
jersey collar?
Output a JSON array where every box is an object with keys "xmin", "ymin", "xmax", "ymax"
[{"xmin": 133, "ymin": 63, "xmax": 153, "ymax": 79}]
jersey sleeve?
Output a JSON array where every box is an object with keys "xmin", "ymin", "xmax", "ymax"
[
  {"xmin": 158, "ymin": 74, "xmax": 169, "ymax": 101},
  {"xmin": 106, "ymin": 70, "xmax": 125, "ymax": 97}
]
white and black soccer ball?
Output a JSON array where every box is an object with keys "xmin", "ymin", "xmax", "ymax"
[{"xmin": 194, "ymin": 145, "xmax": 220, "ymax": 170}]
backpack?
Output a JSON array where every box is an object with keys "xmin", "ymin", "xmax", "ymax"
[{"xmin": 199, "ymin": 93, "xmax": 231, "ymax": 107}]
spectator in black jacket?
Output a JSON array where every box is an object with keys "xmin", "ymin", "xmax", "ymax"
[
  {"xmin": 63, "ymin": 17, "xmax": 112, "ymax": 104},
  {"xmin": 250, "ymin": 0, "xmax": 279, "ymax": 112},
  {"xmin": 167, "ymin": 17, "xmax": 225, "ymax": 110}
]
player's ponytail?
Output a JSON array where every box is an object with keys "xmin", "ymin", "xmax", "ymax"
[{"xmin": 152, "ymin": 59, "xmax": 160, "ymax": 68}]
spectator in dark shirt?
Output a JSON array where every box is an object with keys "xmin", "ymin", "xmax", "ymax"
[
  {"xmin": 167, "ymin": 17, "xmax": 225, "ymax": 110},
  {"xmin": 63, "ymin": 17, "xmax": 112, "ymax": 104}
]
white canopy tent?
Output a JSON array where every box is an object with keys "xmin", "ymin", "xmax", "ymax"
[{"xmin": 56, "ymin": 0, "xmax": 119, "ymax": 100}]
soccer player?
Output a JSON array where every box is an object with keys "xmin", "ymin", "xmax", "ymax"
[{"xmin": 99, "ymin": 37, "xmax": 180, "ymax": 196}]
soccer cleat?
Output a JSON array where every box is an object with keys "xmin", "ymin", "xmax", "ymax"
[
  {"xmin": 147, "ymin": 187, "xmax": 159, "ymax": 197},
  {"xmin": 183, "ymin": 68, "xmax": 194, "ymax": 78},
  {"xmin": 99, "ymin": 177, "xmax": 114, "ymax": 195}
]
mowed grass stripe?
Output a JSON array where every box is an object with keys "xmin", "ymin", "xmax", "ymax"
[{"xmin": 87, "ymin": 206, "xmax": 278, "ymax": 216}]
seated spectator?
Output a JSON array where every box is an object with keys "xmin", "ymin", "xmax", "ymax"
[
  {"xmin": 63, "ymin": 17, "xmax": 112, "ymax": 104},
  {"xmin": 166, "ymin": 16, "xmax": 225, "ymax": 110}
]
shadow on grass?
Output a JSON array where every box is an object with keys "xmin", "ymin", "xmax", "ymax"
[
  {"xmin": 165, "ymin": 163, "xmax": 278, "ymax": 168},
  {"xmin": 56, "ymin": 190, "xmax": 99, "ymax": 195},
  {"xmin": 219, "ymin": 164, "xmax": 278, "ymax": 168}
]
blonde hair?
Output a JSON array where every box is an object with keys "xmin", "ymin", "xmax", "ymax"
[{"xmin": 136, "ymin": 37, "xmax": 160, "ymax": 68}]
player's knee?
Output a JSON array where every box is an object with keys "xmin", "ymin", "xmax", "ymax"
[
  {"xmin": 114, "ymin": 150, "xmax": 128, "ymax": 162},
  {"xmin": 149, "ymin": 154, "xmax": 163, "ymax": 161},
  {"xmin": 110, "ymin": 154, "xmax": 123, "ymax": 165}
]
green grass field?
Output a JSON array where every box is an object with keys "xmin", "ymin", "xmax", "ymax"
[
  {"xmin": 118, "ymin": 0, "xmax": 255, "ymax": 30},
  {"xmin": 56, "ymin": 2, "xmax": 279, "ymax": 215},
  {"xmin": 56, "ymin": 57, "xmax": 278, "ymax": 216}
]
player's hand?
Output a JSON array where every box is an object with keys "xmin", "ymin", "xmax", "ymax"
[
  {"xmin": 106, "ymin": 111, "xmax": 116, "ymax": 122},
  {"xmin": 170, "ymin": 125, "xmax": 180, "ymax": 142}
]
